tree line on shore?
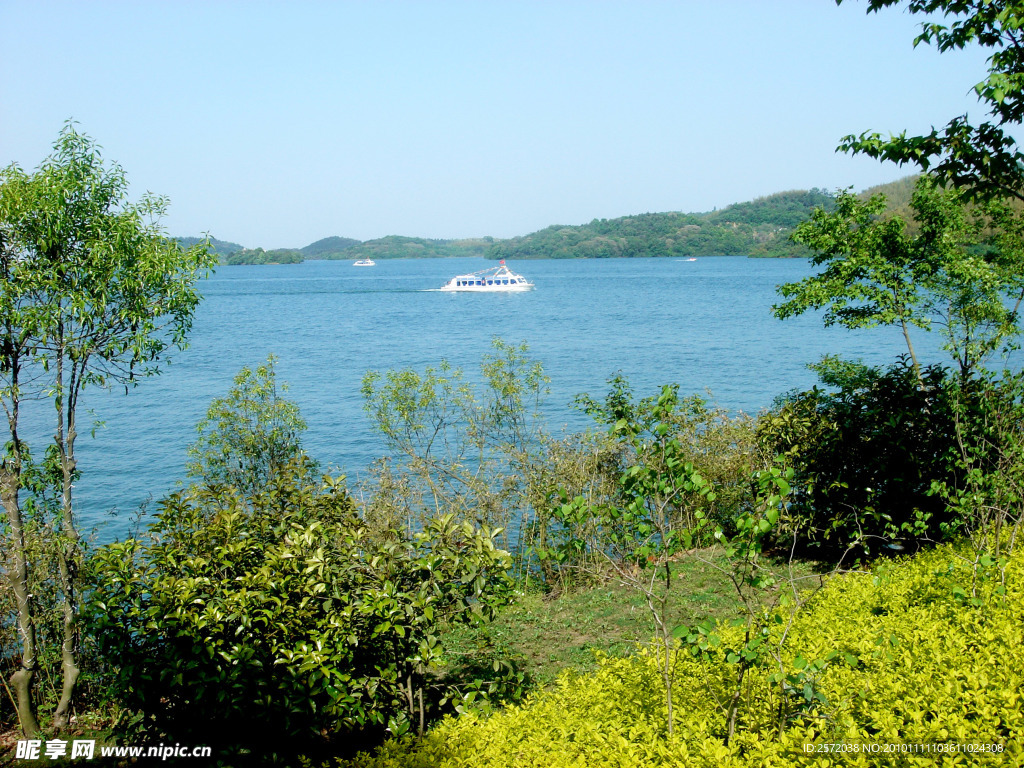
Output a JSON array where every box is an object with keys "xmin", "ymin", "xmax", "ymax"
[
  {"xmin": 183, "ymin": 178, "xmax": 989, "ymax": 266},
  {"xmin": 177, "ymin": 188, "xmax": 851, "ymax": 265}
]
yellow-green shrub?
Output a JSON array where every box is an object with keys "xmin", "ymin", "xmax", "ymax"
[{"xmin": 339, "ymin": 544, "xmax": 1023, "ymax": 767}]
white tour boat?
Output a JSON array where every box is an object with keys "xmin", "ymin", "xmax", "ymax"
[
  {"xmin": 353, "ymin": 258, "xmax": 376, "ymax": 267},
  {"xmin": 439, "ymin": 261, "xmax": 534, "ymax": 292}
]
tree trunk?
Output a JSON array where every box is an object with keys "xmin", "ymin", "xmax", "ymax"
[
  {"xmin": 2, "ymin": 461, "xmax": 41, "ymax": 737},
  {"xmin": 725, "ymin": 661, "xmax": 747, "ymax": 746},
  {"xmin": 899, "ymin": 315, "xmax": 925, "ymax": 390},
  {"xmin": 1, "ymin": 347, "xmax": 40, "ymax": 737},
  {"xmin": 52, "ymin": 546, "xmax": 80, "ymax": 729},
  {"xmin": 663, "ymin": 636, "xmax": 674, "ymax": 737},
  {"xmin": 52, "ymin": 356, "xmax": 82, "ymax": 730}
]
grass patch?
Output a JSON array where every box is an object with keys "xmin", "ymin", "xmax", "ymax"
[{"xmin": 441, "ymin": 548, "xmax": 827, "ymax": 688}]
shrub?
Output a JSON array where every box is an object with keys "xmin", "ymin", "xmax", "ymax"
[
  {"xmin": 757, "ymin": 359, "xmax": 960, "ymax": 554},
  {"xmin": 86, "ymin": 459, "xmax": 514, "ymax": 760},
  {"xmin": 339, "ymin": 542, "xmax": 1023, "ymax": 767}
]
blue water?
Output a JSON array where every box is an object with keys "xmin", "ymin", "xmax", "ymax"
[{"xmin": 21, "ymin": 256, "xmax": 974, "ymax": 540}]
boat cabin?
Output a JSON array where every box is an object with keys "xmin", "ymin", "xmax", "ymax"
[{"xmin": 453, "ymin": 277, "xmax": 527, "ymax": 287}]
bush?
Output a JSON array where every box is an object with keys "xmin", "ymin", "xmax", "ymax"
[
  {"xmin": 86, "ymin": 459, "xmax": 514, "ymax": 760},
  {"xmin": 339, "ymin": 542, "xmax": 1024, "ymax": 767},
  {"xmin": 758, "ymin": 359, "xmax": 961, "ymax": 554}
]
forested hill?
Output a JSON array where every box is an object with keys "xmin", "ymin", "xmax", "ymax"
[
  {"xmin": 300, "ymin": 236, "xmax": 361, "ymax": 259},
  {"xmin": 176, "ymin": 182, "xmax": 933, "ymax": 265},
  {"xmin": 171, "ymin": 236, "xmax": 303, "ymax": 265},
  {"xmin": 485, "ymin": 189, "xmax": 836, "ymax": 260},
  {"xmin": 342, "ymin": 236, "xmax": 493, "ymax": 260},
  {"xmin": 858, "ymin": 174, "xmax": 919, "ymax": 211},
  {"xmin": 173, "ymin": 236, "xmax": 245, "ymax": 258}
]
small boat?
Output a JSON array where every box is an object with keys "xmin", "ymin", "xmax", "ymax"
[
  {"xmin": 353, "ymin": 258, "xmax": 375, "ymax": 267},
  {"xmin": 439, "ymin": 260, "xmax": 534, "ymax": 292}
]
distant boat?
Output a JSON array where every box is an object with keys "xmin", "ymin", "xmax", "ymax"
[
  {"xmin": 439, "ymin": 260, "xmax": 534, "ymax": 292},
  {"xmin": 683, "ymin": 258, "xmax": 697, "ymax": 262},
  {"xmin": 353, "ymin": 258, "xmax": 375, "ymax": 267}
]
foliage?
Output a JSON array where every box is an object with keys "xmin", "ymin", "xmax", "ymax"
[
  {"xmin": 0, "ymin": 149, "xmax": 45, "ymax": 736},
  {"xmin": 86, "ymin": 459, "xmax": 515, "ymax": 759},
  {"xmin": 930, "ymin": 368, "xmax": 1024, "ymax": 586},
  {"xmin": 524, "ymin": 377, "xmax": 788, "ymax": 744},
  {"xmin": 528, "ymin": 377, "xmax": 760, "ymax": 592},
  {"xmin": 340, "ymin": 542, "xmax": 1024, "ymax": 767},
  {"xmin": 758, "ymin": 359, "xmax": 961, "ymax": 554},
  {"xmin": 6, "ymin": 123, "xmax": 214, "ymax": 384},
  {"xmin": 574, "ymin": 376, "xmax": 760, "ymax": 538},
  {"xmin": 839, "ymin": 0, "xmax": 1024, "ymax": 202},
  {"xmin": 775, "ymin": 177, "xmax": 1024, "ymax": 382},
  {"xmin": 186, "ymin": 355, "xmax": 313, "ymax": 498},
  {"xmin": 360, "ymin": 338, "xmax": 548, "ymax": 557},
  {"xmin": 516, "ymin": 428, "xmax": 622, "ymax": 591},
  {"xmin": 202, "ymin": 236, "xmax": 496, "ymax": 265}
]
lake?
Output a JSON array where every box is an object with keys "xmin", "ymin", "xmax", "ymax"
[{"xmin": 26, "ymin": 256, "xmax": 968, "ymax": 540}]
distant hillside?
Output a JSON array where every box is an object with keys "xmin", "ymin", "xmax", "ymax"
[
  {"xmin": 857, "ymin": 174, "xmax": 1023, "ymax": 237},
  {"xmin": 858, "ymin": 175, "xmax": 920, "ymax": 210},
  {"xmin": 344, "ymin": 236, "xmax": 493, "ymax": 260},
  {"xmin": 173, "ymin": 236, "xmax": 244, "ymax": 258},
  {"xmin": 180, "ymin": 180, "xmax": 952, "ymax": 265},
  {"xmin": 222, "ymin": 247, "xmax": 303, "ymax": 265},
  {"xmin": 486, "ymin": 189, "xmax": 836, "ymax": 260},
  {"xmin": 171, "ymin": 237, "xmax": 304, "ymax": 265},
  {"xmin": 709, "ymin": 188, "xmax": 838, "ymax": 229},
  {"xmin": 300, "ymin": 236, "xmax": 361, "ymax": 259}
]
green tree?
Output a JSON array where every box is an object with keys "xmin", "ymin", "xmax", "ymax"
[
  {"xmin": 0, "ymin": 122, "xmax": 214, "ymax": 732},
  {"xmin": 0, "ymin": 164, "xmax": 47, "ymax": 736},
  {"xmin": 554, "ymin": 384, "xmax": 717, "ymax": 736},
  {"xmin": 774, "ymin": 178, "xmax": 1024, "ymax": 383},
  {"xmin": 839, "ymin": 0, "xmax": 1024, "ymax": 202},
  {"xmin": 186, "ymin": 355, "xmax": 312, "ymax": 498}
]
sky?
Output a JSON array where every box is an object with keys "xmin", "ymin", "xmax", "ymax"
[{"xmin": 0, "ymin": 1, "xmax": 1006, "ymax": 249}]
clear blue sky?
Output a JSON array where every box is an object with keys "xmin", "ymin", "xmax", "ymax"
[{"xmin": 0, "ymin": 1, "xmax": 1003, "ymax": 249}]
